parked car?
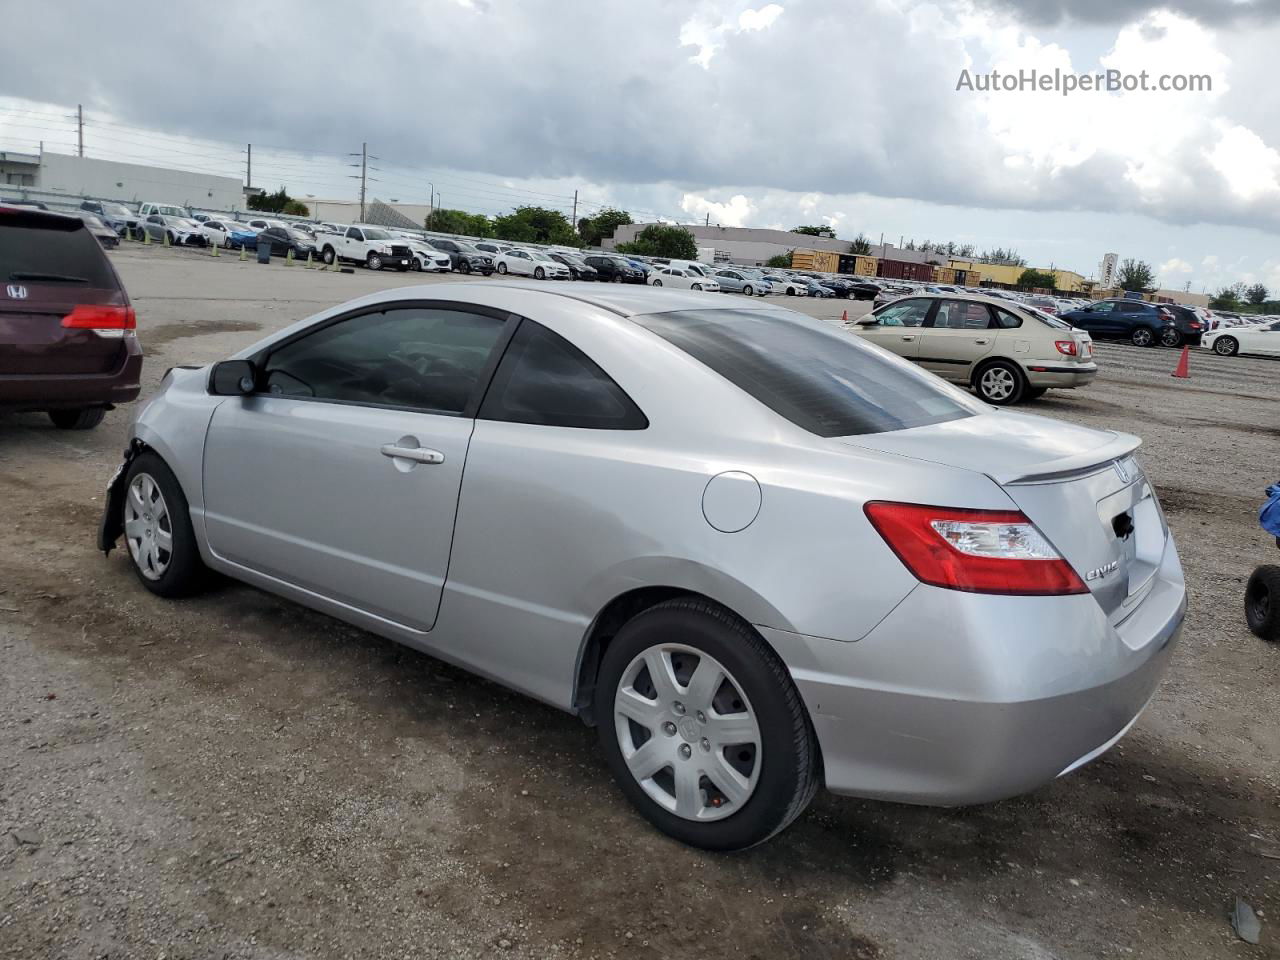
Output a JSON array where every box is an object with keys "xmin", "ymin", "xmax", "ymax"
[
  {"xmin": 427, "ymin": 238, "xmax": 495, "ymax": 275},
  {"xmin": 494, "ymin": 248, "xmax": 570, "ymax": 280},
  {"xmin": 1058, "ymin": 299, "xmax": 1178, "ymax": 348},
  {"xmin": 1201, "ymin": 318, "xmax": 1280, "ymax": 357},
  {"xmin": 0, "ymin": 206, "xmax": 142, "ymax": 429},
  {"xmin": 1156, "ymin": 303, "xmax": 1206, "ymax": 347},
  {"xmin": 1026, "ymin": 296, "xmax": 1059, "ymax": 315},
  {"xmin": 98, "ymin": 282, "xmax": 1185, "ymax": 851},
  {"xmin": 852, "ymin": 293, "xmax": 1097, "ymax": 404},
  {"xmin": 256, "ymin": 226, "xmax": 316, "ymax": 259},
  {"xmin": 763, "ymin": 275, "xmax": 808, "ymax": 297},
  {"xmin": 549, "ymin": 252, "xmax": 598, "ymax": 281},
  {"xmin": 712, "ymin": 268, "xmax": 768, "ymax": 296},
  {"xmin": 138, "ymin": 202, "xmax": 190, "ymax": 220},
  {"xmin": 74, "ymin": 212, "xmax": 121, "ymax": 249},
  {"xmin": 647, "ymin": 266, "xmax": 720, "ymax": 292},
  {"xmin": 847, "ymin": 279, "xmax": 882, "ymax": 301},
  {"xmin": 138, "ymin": 214, "xmax": 205, "ymax": 246},
  {"xmin": 471, "ymin": 241, "xmax": 512, "ymax": 259},
  {"xmin": 315, "ymin": 226, "xmax": 412, "ymax": 271},
  {"xmin": 401, "ymin": 237, "xmax": 453, "ymax": 273},
  {"xmin": 198, "ymin": 218, "xmax": 248, "ymax": 248},
  {"xmin": 79, "ymin": 199, "xmax": 139, "ymax": 237},
  {"xmin": 245, "ymin": 218, "xmax": 286, "ymax": 233},
  {"xmin": 583, "ymin": 254, "xmax": 645, "ymax": 283},
  {"xmin": 800, "ymin": 277, "xmax": 833, "ymax": 298}
]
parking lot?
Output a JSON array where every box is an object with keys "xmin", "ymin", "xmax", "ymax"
[{"xmin": 2, "ymin": 244, "xmax": 1278, "ymax": 959}]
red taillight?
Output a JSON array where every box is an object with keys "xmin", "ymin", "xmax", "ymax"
[
  {"xmin": 61, "ymin": 304, "xmax": 136, "ymax": 331},
  {"xmin": 1055, "ymin": 340, "xmax": 1078, "ymax": 356},
  {"xmin": 1189, "ymin": 321, "xmax": 1202, "ymax": 330},
  {"xmin": 864, "ymin": 502, "xmax": 1088, "ymax": 596}
]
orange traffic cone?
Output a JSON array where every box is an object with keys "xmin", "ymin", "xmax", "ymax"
[
  {"xmin": 841, "ymin": 309, "xmax": 849, "ymax": 323},
  {"xmin": 1171, "ymin": 346, "xmax": 1190, "ymax": 379}
]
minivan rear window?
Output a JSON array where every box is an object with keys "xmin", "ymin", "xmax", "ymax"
[
  {"xmin": 634, "ymin": 308, "xmax": 982, "ymax": 437},
  {"xmin": 0, "ymin": 211, "xmax": 116, "ymax": 288}
]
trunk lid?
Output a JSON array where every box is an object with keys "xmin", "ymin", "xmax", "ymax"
[{"xmin": 843, "ymin": 411, "xmax": 1166, "ymax": 623}]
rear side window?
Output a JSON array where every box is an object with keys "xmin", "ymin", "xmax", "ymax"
[
  {"xmin": 0, "ymin": 213, "xmax": 116, "ymax": 288},
  {"xmin": 479, "ymin": 321, "xmax": 647, "ymax": 430},
  {"xmin": 634, "ymin": 309, "xmax": 980, "ymax": 438}
]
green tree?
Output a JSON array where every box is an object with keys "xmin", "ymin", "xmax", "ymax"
[
  {"xmin": 615, "ymin": 224, "xmax": 698, "ymax": 259},
  {"xmin": 248, "ymin": 186, "xmax": 309, "ymax": 216},
  {"xmin": 427, "ymin": 208, "xmax": 493, "ymax": 237},
  {"xmin": 1245, "ymin": 282, "xmax": 1269, "ymax": 305},
  {"xmin": 849, "ymin": 233, "xmax": 872, "ymax": 255},
  {"xmin": 1116, "ymin": 258, "xmax": 1156, "ymax": 293},
  {"xmin": 493, "ymin": 206, "xmax": 580, "ymax": 246},
  {"xmin": 765, "ymin": 252, "xmax": 793, "ymax": 268},
  {"xmin": 1209, "ymin": 282, "xmax": 1245, "ymax": 310},
  {"xmin": 791, "ymin": 224, "xmax": 835, "ymax": 238},
  {"xmin": 577, "ymin": 207, "xmax": 633, "ymax": 246},
  {"xmin": 1016, "ymin": 268, "xmax": 1057, "ymax": 290}
]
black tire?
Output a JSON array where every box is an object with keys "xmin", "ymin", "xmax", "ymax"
[
  {"xmin": 534, "ymin": 267, "xmax": 545, "ymax": 280},
  {"xmin": 1160, "ymin": 327, "xmax": 1182, "ymax": 348},
  {"xmin": 743, "ymin": 285, "xmax": 755, "ymax": 297},
  {"xmin": 691, "ymin": 283, "xmax": 702, "ymax": 291},
  {"xmin": 1214, "ymin": 336, "xmax": 1239, "ymax": 356},
  {"xmin": 459, "ymin": 260, "xmax": 471, "ymax": 275},
  {"xmin": 652, "ymin": 279, "xmax": 662, "ymax": 287},
  {"xmin": 48, "ymin": 408, "xmax": 105, "ymax": 430},
  {"xmin": 322, "ymin": 246, "xmax": 336, "ymax": 265},
  {"xmin": 594, "ymin": 598, "xmax": 820, "ymax": 851},
  {"xmin": 367, "ymin": 252, "xmax": 384, "ymax": 271},
  {"xmin": 496, "ymin": 262, "xmax": 508, "ymax": 274},
  {"xmin": 1246, "ymin": 565, "xmax": 1280, "ymax": 642},
  {"xmin": 1131, "ymin": 326, "xmax": 1156, "ymax": 347},
  {"xmin": 409, "ymin": 257, "xmax": 422, "ymax": 272},
  {"xmin": 612, "ymin": 273, "xmax": 623, "ymax": 283},
  {"xmin": 974, "ymin": 359, "xmax": 1028, "ymax": 405},
  {"xmin": 785, "ymin": 288, "xmax": 794, "ymax": 296},
  {"xmin": 1025, "ymin": 386, "xmax": 1048, "ymax": 400},
  {"xmin": 121, "ymin": 452, "xmax": 207, "ymax": 598}
]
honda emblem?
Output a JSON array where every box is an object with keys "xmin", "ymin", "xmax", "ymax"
[{"xmin": 5, "ymin": 284, "xmax": 28, "ymax": 299}]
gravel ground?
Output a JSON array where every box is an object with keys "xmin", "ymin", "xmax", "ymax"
[{"xmin": 1, "ymin": 245, "xmax": 1277, "ymax": 959}]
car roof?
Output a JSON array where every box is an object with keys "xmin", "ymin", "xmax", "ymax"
[{"xmin": 879, "ymin": 291, "xmax": 1027, "ymax": 310}]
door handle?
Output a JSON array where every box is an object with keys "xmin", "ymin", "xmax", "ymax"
[
  {"xmin": 380, "ymin": 443, "xmax": 445, "ymax": 465},
  {"xmin": 974, "ymin": 338, "xmax": 990, "ymax": 345},
  {"xmin": 900, "ymin": 335, "xmax": 916, "ymax": 341}
]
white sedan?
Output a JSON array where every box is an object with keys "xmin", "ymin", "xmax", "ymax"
[
  {"xmin": 1202, "ymin": 318, "xmax": 1280, "ymax": 357},
  {"xmin": 494, "ymin": 249, "xmax": 570, "ymax": 280},
  {"xmin": 400, "ymin": 237, "xmax": 453, "ymax": 273},
  {"xmin": 647, "ymin": 266, "xmax": 721, "ymax": 292}
]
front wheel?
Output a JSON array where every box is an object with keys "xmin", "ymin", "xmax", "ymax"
[
  {"xmin": 367, "ymin": 252, "xmax": 384, "ymax": 271},
  {"xmin": 1131, "ymin": 326, "xmax": 1155, "ymax": 347},
  {"xmin": 743, "ymin": 285, "xmax": 755, "ymax": 296},
  {"xmin": 459, "ymin": 261, "xmax": 471, "ymax": 274},
  {"xmin": 496, "ymin": 262, "xmax": 508, "ymax": 274},
  {"xmin": 1214, "ymin": 336, "xmax": 1239, "ymax": 356},
  {"xmin": 595, "ymin": 599, "xmax": 819, "ymax": 850},
  {"xmin": 1246, "ymin": 565, "xmax": 1280, "ymax": 641},
  {"xmin": 612, "ymin": 273, "xmax": 623, "ymax": 283},
  {"xmin": 652, "ymin": 279, "xmax": 663, "ymax": 287},
  {"xmin": 48, "ymin": 408, "xmax": 104, "ymax": 430},
  {"xmin": 691, "ymin": 283, "xmax": 702, "ymax": 291},
  {"xmin": 975, "ymin": 360, "xmax": 1027, "ymax": 405},
  {"xmin": 322, "ymin": 247, "xmax": 336, "ymax": 265},
  {"xmin": 1160, "ymin": 327, "xmax": 1183, "ymax": 348},
  {"xmin": 409, "ymin": 257, "xmax": 422, "ymax": 272},
  {"xmin": 534, "ymin": 267, "xmax": 545, "ymax": 280},
  {"xmin": 121, "ymin": 452, "xmax": 207, "ymax": 598}
]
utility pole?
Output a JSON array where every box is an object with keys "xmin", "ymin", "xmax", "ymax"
[
  {"xmin": 77, "ymin": 104, "xmax": 83, "ymax": 157},
  {"xmin": 705, "ymin": 212, "xmax": 710, "ymax": 226},
  {"xmin": 348, "ymin": 143, "xmax": 377, "ymax": 222},
  {"xmin": 571, "ymin": 189, "xmax": 578, "ymax": 228},
  {"xmin": 245, "ymin": 144, "xmax": 251, "ymax": 189},
  {"xmin": 427, "ymin": 181, "xmax": 434, "ymax": 228}
]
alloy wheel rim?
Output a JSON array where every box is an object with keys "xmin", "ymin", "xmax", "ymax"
[
  {"xmin": 981, "ymin": 367, "xmax": 1015, "ymax": 400},
  {"xmin": 1134, "ymin": 329, "xmax": 1152, "ymax": 346},
  {"xmin": 124, "ymin": 473, "xmax": 173, "ymax": 581},
  {"xmin": 1216, "ymin": 339, "xmax": 1234, "ymax": 355},
  {"xmin": 614, "ymin": 644, "xmax": 762, "ymax": 822}
]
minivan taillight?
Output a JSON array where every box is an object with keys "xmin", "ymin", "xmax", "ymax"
[
  {"xmin": 61, "ymin": 304, "xmax": 136, "ymax": 338},
  {"xmin": 864, "ymin": 502, "xmax": 1088, "ymax": 596}
]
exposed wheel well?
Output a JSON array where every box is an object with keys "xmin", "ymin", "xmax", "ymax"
[{"xmin": 574, "ymin": 587, "xmax": 768, "ymax": 726}]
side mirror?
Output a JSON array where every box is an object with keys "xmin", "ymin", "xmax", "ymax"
[
  {"xmin": 209, "ymin": 359, "xmax": 257, "ymax": 396},
  {"xmin": 1081, "ymin": 306, "xmax": 1094, "ymax": 312},
  {"xmin": 855, "ymin": 315, "xmax": 880, "ymax": 325}
]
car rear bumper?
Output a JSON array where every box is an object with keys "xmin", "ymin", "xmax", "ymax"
[
  {"xmin": 1023, "ymin": 362, "xmax": 1098, "ymax": 388},
  {"xmin": 760, "ymin": 537, "xmax": 1185, "ymax": 806},
  {"xmin": 0, "ymin": 335, "xmax": 143, "ymax": 412}
]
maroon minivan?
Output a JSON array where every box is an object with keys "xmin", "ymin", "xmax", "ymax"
[{"xmin": 0, "ymin": 206, "xmax": 142, "ymax": 429}]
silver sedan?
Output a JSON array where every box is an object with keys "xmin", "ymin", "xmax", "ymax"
[{"xmin": 99, "ymin": 282, "xmax": 1186, "ymax": 850}]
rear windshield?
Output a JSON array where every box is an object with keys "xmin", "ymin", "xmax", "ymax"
[
  {"xmin": 0, "ymin": 212, "xmax": 117, "ymax": 288},
  {"xmin": 634, "ymin": 308, "xmax": 981, "ymax": 437}
]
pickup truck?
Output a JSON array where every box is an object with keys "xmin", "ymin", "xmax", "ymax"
[
  {"xmin": 138, "ymin": 202, "xmax": 191, "ymax": 220},
  {"xmin": 314, "ymin": 225, "xmax": 413, "ymax": 271}
]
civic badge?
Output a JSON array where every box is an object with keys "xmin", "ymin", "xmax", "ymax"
[{"xmin": 5, "ymin": 284, "xmax": 28, "ymax": 299}]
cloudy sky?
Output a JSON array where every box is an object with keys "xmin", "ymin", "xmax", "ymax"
[{"xmin": 3, "ymin": 0, "xmax": 1280, "ymax": 292}]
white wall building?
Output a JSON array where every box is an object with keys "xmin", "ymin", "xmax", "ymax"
[{"xmin": 1, "ymin": 152, "xmax": 247, "ymax": 211}]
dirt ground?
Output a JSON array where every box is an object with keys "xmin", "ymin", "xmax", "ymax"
[{"xmin": 2, "ymin": 245, "xmax": 1278, "ymax": 959}]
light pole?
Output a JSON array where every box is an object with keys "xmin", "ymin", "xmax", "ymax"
[{"xmin": 427, "ymin": 181, "xmax": 434, "ymax": 228}]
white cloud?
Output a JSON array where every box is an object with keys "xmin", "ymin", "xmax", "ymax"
[
  {"xmin": 1206, "ymin": 123, "xmax": 1280, "ymax": 201},
  {"xmin": 681, "ymin": 192, "xmax": 754, "ymax": 226},
  {"xmin": 738, "ymin": 4, "xmax": 784, "ymax": 31},
  {"xmin": 1160, "ymin": 257, "xmax": 1194, "ymax": 274}
]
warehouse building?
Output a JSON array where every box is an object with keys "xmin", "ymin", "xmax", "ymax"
[{"xmin": 0, "ymin": 151, "xmax": 247, "ymax": 211}]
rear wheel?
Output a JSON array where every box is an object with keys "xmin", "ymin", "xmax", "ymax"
[
  {"xmin": 594, "ymin": 599, "xmax": 819, "ymax": 850},
  {"xmin": 48, "ymin": 408, "xmax": 105, "ymax": 430},
  {"xmin": 1246, "ymin": 566, "xmax": 1280, "ymax": 641},
  {"xmin": 1160, "ymin": 327, "xmax": 1183, "ymax": 348},
  {"xmin": 974, "ymin": 360, "xmax": 1027, "ymax": 405},
  {"xmin": 122, "ymin": 452, "xmax": 207, "ymax": 598},
  {"xmin": 1214, "ymin": 336, "xmax": 1239, "ymax": 356},
  {"xmin": 1131, "ymin": 326, "xmax": 1155, "ymax": 347}
]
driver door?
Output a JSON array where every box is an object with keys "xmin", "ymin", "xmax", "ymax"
[
  {"xmin": 856, "ymin": 297, "xmax": 931, "ymax": 361},
  {"xmin": 201, "ymin": 304, "xmax": 511, "ymax": 633}
]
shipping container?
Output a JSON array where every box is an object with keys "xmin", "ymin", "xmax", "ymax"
[
  {"xmin": 963, "ymin": 271, "xmax": 980, "ymax": 287},
  {"xmin": 876, "ymin": 258, "xmax": 935, "ymax": 283},
  {"xmin": 934, "ymin": 267, "xmax": 957, "ymax": 284},
  {"xmin": 792, "ymin": 248, "xmax": 840, "ymax": 273},
  {"xmin": 837, "ymin": 254, "xmax": 857, "ymax": 275},
  {"xmin": 853, "ymin": 255, "xmax": 878, "ymax": 278}
]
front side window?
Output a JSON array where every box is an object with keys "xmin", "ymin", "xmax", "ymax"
[
  {"xmin": 634, "ymin": 309, "xmax": 980, "ymax": 438},
  {"xmin": 346, "ymin": 227, "xmax": 362, "ymax": 240},
  {"xmin": 479, "ymin": 321, "xmax": 647, "ymax": 430},
  {"xmin": 874, "ymin": 298, "xmax": 931, "ymax": 327},
  {"xmin": 262, "ymin": 307, "xmax": 507, "ymax": 415},
  {"xmin": 1087, "ymin": 301, "xmax": 1114, "ymax": 313}
]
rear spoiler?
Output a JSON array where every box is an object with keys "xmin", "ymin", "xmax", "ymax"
[{"xmin": 994, "ymin": 432, "xmax": 1142, "ymax": 486}]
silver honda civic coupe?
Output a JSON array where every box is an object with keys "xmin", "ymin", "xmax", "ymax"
[{"xmin": 99, "ymin": 282, "xmax": 1186, "ymax": 850}]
